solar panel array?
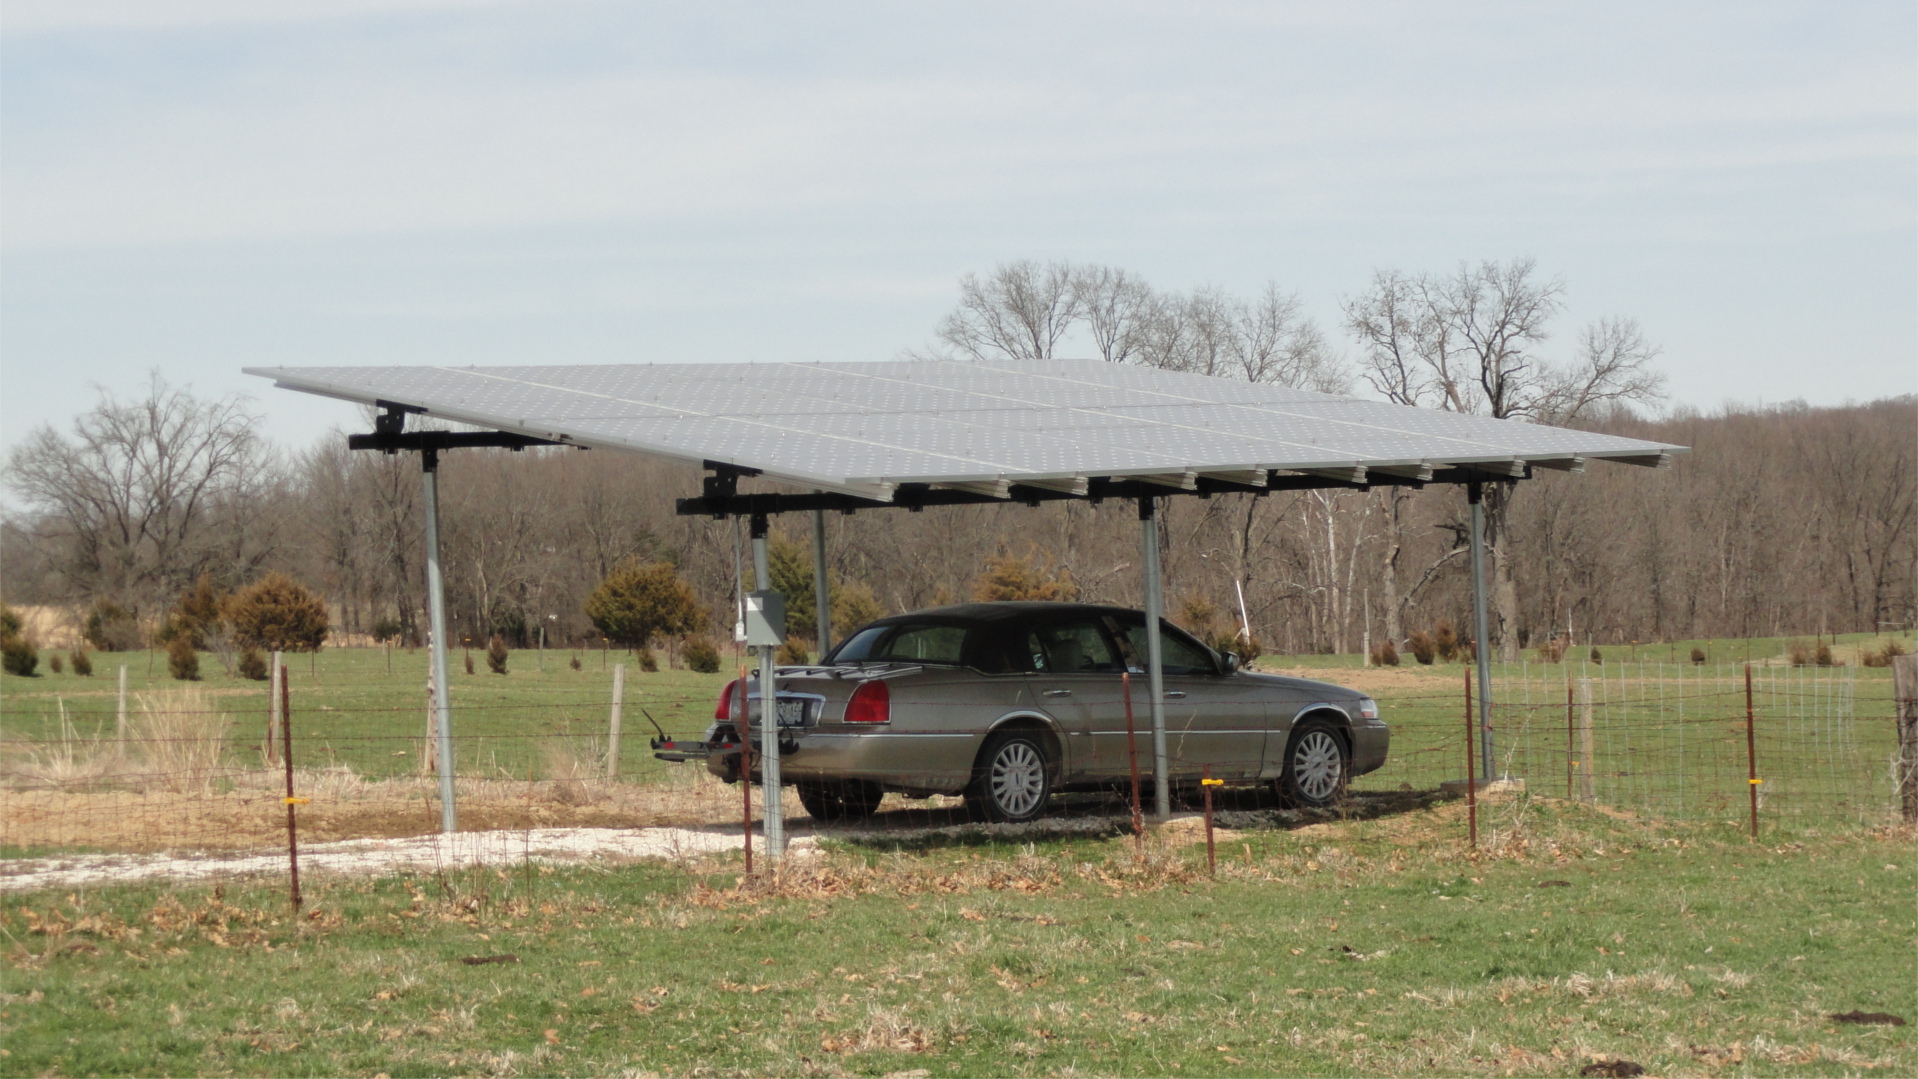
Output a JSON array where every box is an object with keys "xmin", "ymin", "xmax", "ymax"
[{"xmin": 246, "ymin": 359, "xmax": 1686, "ymax": 501}]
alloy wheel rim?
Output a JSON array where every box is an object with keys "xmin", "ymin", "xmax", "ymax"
[
  {"xmin": 1294, "ymin": 730, "xmax": 1342, "ymax": 801},
  {"xmin": 990, "ymin": 742, "xmax": 1045, "ymax": 816}
]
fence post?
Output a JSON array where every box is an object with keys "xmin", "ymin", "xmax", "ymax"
[
  {"xmin": 281, "ymin": 665, "xmax": 303, "ymax": 912},
  {"xmin": 266, "ymin": 651, "xmax": 283, "ymax": 763},
  {"xmin": 606, "ymin": 663, "xmax": 626, "ymax": 778},
  {"xmin": 1577, "ymin": 678, "xmax": 1595, "ymax": 804},
  {"xmin": 1465, "ymin": 669, "xmax": 1477, "ymax": 849},
  {"xmin": 1202, "ymin": 764, "xmax": 1219, "ymax": 876},
  {"xmin": 1123, "ymin": 671, "xmax": 1143, "ymax": 856},
  {"xmin": 1564, "ymin": 681, "xmax": 1574, "ymax": 799},
  {"xmin": 116, "ymin": 665, "xmax": 128, "ymax": 743},
  {"xmin": 1745, "ymin": 664, "xmax": 1759, "ymax": 839},
  {"xmin": 1895, "ymin": 654, "xmax": 1918, "ymax": 824}
]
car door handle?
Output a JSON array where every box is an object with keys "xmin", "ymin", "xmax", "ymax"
[
  {"xmin": 1043, "ymin": 689, "xmax": 1072, "ymax": 698},
  {"xmin": 1163, "ymin": 690, "xmax": 1187, "ymax": 699}
]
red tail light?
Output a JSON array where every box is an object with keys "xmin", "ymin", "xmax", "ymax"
[
  {"xmin": 714, "ymin": 678, "xmax": 743, "ymax": 720},
  {"xmin": 844, "ymin": 679, "xmax": 890, "ymax": 724}
]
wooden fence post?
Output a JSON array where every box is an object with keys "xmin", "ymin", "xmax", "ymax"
[
  {"xmin": 1894, "ymin": 654, "xmax": 1917, "ymax": 824},
  {"xmin": 1577, "ymin": 678, "xmax": 1596, "ymax": 804},
  {"xmin": 606, "ymin": 663, "xmax": 626, "ymax": 778},
  {"xmin": 266, "ymin": 651, "xmax": 283, "ymax": 763}
]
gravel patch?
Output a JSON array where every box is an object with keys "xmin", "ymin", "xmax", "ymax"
[{"xmin": 0, "ymin": 825, "xmax": 815, "ymax": 894}]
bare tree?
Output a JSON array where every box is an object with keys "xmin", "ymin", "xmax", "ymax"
[
  {"xmin": 5, "ymin": 375, "xmax": 269, "ymax": 615},
  {"xmin": 1345, "ymin": 259, "xmax": 1665, "ymax": 658},
  {"xmin": 936, "ymin": 260, "xmax": 1081, "ymax": 361}
]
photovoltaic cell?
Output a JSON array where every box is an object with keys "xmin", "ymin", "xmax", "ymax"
[{"xmin": 244, "ymin": 358, "xmax": 1686, "ymax": 500}]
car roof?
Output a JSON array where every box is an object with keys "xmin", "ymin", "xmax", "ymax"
[{"xmin": 865, "ymin": 602, "xmax": 1141, "ymax": 626}]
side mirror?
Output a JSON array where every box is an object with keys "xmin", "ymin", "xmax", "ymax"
[{"xmin": 1222, "ymin": 652, "xmax": 1241, "ymax": 674}]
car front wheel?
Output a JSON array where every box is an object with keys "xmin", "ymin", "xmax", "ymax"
[
  {"xmin": 1276, "ymin": 717, "xmax": 1348, "ymax": 808},
  {"xmin": 967, "ymin": 731, "xmax": 1053, "ymax": 823}
]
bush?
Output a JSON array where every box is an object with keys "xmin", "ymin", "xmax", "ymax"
[
  {"xmin": 636, "ymin": 645, "xmax": 659, "ymax": 673},
  {"xmin": 160, "ymin": 573, "xmax": 226, "ymax": 650},
  {"xmin": 0, "ymin": 605, "xmax": 19, "ymax": 638},
  {"xmin": 683, "ymin": 635, "xmax": 721, "ymax": 674},
  {"xmin": 237, "ymin": 647, "xmax": 269, "ymax": 681},
  {"xmin": 1534, "ymin": 637, "xmax": 1565, "ymax": 663},
  {"xmin": 1690, "ymin": 646, "xmax": 1707, "ymax": 665},
  {"xmin": 776, "ymin": 637, "xmax": 811, "ymax": 665},
  {"xmin": 1, "ymin": 632, "xmax": 39, "ymax": 677},
  {"xmin": 486, "ymin": 635, "xmax": 510, "ymax": 675},
  {"xmin": 69, "ymin": 648, "xmax": 93, "ymax": 677},
  {"xmin": 370, "ymin": 617, "xmax": 403, "ymax": 644},
  {"xmin": 83, "ymin": 602, "xmax": 143, "ymax": 652},
  {"xmin": 1787, "ymin": 639, "xmax": 1811, "ymax": 667},
  {"xmin": 972, "ymin": 547, "xmax": 1078, "ymax": 602},
  {"xmin": 1433, "ymin": 620, "xmax": 1460, "ymax": 662},
  {"xmin": 1589, "ymin": 646, "xmax": 1603, "ymax": 665},
  {"xmin": 1405, "ymin": 630, "xmax": 1434, "ymax": 665},
  {"xmin": 830, "ymin": 580, "xmax": 887, "ymax": 634},
  {"xmin": 228, "ymin": 572, "xmax": 329, "ymax": 653},
  {"xmin": 1864, "ymin": 638, "xmax": 1912, "ymax": 668},
  {"xmin": 1369, "ymin": 638, "xmax": 1399, "ymax": 667},
  {"xmin": 569, "ymin": 655, "xmax": 582, "ymax": 671},
  {"xmin": 585, "ymin": 560, "xmax": 705, "ymax": 649},
  {"xmin": 166, "ymin": 636, "xmax": 200, "ymax": 681},
  {"xmin": 1814, "ymin": 640, "xmax": 1835, "ymax": 667},
  {"xmin": 463, "ymin": 651, "xmax": 475, "ymax": 675},
  {"xmin": 49, "ymin": 653, "xmax": 64, "ymax": 674}
]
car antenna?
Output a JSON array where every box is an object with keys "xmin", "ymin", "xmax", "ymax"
[{"xmin": 640, "ymin": 709, "xmax": 669, "ymax": 741}]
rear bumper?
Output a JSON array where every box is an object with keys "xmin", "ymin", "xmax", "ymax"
[{"xmin": 662, "ymin": 729, "xmax": 978, "ymax": 794}]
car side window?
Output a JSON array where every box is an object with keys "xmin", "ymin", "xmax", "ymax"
[
  {"xmin": 1118, "ymin": 620, "xmax": 1217, "ymax": 676},
  {"xmin": 1029, "ymin": 621, "xmax": 1120, "ymax": 674}
]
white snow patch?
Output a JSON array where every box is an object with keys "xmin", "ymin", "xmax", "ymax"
[{"xmin": 0, "ymin": 826, "xmax": 816, "ymax": 894}]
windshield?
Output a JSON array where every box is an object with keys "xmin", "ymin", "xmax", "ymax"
[{"xmin": 828, "ymin": 622, "xmax": 970, "ymax": 665}]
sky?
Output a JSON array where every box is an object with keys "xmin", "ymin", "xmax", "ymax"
[{"xmin": 2, "ymin": 0, "xmax": 1913, "ymax": 454}]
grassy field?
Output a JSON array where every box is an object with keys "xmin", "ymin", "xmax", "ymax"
[
  {"xmin": 3, "ymin": 799, "xmax": 1912, "ymax": 1076},
  {"xmin": 1, "ymin": 631, "xmax": 1909, "ymax": 854}
]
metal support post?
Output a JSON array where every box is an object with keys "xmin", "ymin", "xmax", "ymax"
[
  {"xmin": 1467, "ymin": 482, "xmax": 1496, "ymax": 778},
  {"xmin": 423, "ymin": 450, "xmax": 458, "ymax": 833},
  {"xmin": 811, "ymin": 507, "xmax": 832, "ymax": 655},
  {"xmin": 1140, "ymin": 497, "xmax": 1170, "ymax": 819},
  {"xmin": 752, "ymin": 516, "xmax": 784, "ymax": 863}
]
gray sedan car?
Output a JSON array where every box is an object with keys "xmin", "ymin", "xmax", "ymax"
[{"xmin": 654, "ymin": 602, "xmax": 1388, "ymax": 823}]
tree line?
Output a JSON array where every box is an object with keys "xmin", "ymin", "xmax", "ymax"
[{"xmin": 4, "ymin": 260, "xmax": 1912, "ymax": 659}]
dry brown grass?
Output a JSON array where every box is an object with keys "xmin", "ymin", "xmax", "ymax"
[{"xmin": 0, "ymin": 763, "xmax": 756, "ymax": 854}]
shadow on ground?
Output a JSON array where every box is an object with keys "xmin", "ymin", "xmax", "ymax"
[{"xmin": 805, "ymin": 786, "xmax": 1455, "ymax": 849}]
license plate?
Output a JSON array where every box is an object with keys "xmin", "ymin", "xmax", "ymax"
[{"xmin": 776, "ymin": 699, "xmax": 810, "ymax": 727}]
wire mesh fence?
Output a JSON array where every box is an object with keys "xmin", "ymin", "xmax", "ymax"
[{"xmin": 1, "ymin": 651, "xmax": 1909, "ymax": 866}]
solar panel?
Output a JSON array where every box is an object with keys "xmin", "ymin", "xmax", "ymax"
[{"xmin": 244, "ymin": 359, "xmax": 1686, "ymax": 501}]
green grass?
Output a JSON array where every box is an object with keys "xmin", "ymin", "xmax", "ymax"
[
  {"xmin": 0, "ymin": 645, "xmax": 737, "ymax": 782},
  {"xmin": 3, "ymin": 802, "xmax": 1912, "ymax": 1076}
]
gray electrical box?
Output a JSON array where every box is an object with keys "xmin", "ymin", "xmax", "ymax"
[{"xmin": 743, "ymin": 590, "xmax": 786, "ymax": 647}]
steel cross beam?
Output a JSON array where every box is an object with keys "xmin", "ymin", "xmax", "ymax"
[{"xmin": 675, "ymin": 466, "xmax": 1527, "ymax": 519}]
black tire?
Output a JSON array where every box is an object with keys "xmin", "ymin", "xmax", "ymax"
[
  {"xmin": 796, "ymin": 780, "xmax": 884, "ymax": 822},
  {"xmin": 966, "ymin": 731, "xmax": 1054, "ymax": 823},
  {"xmin": 1275, "ymin": 716, "xmax": 1349, "ymax": 809}
]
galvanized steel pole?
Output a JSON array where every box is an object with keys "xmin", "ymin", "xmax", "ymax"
[
  {"xmin": 1140, "ymin": 498, "xmax": 1170, "ymax": 819},
  {"xmin": 752, "ymin": 522, "xmax": 784, "ymax": 863},
  {"xmin": 811, "ymin": 507, "xmax": 832, "ymax": 656},
  {"xmin": 1467, "ymin": 482, "xmax": 1496, "ymax": 779},
  {"xmin": 422, "ymin": 452, "xmax": 458, "ymax": 833}
]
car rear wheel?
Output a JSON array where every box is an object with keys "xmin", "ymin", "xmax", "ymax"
[
  {"xmin": 1275, "ymin": 717, "xmax": 1348, "ymax": 809},
  {"xmin": 796, "ymin": 779, "xmax": 884, "ymax": 822},
  {"xmin": 966, "ymin": 731, "xmax": 1053, "ymax": 823}
]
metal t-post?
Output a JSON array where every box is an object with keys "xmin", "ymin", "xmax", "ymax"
[
  {"xmin": 1140, "ymin": 498, "xmax": 1170, "ymax": 819},
  {"xmin": 811, "ymin": 507, "xmax": 831, "ymax": 656},
  {"xmin": 1467, "ymin": 482, "xmax": 1495, "ymax": 779},
  {"xmin": 752, "ymin": 523, "xmax": 783, "ymax": 862},
  {"xmin": 422, "ymin": 450, "xmax": 457, "ymax": 833}
]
